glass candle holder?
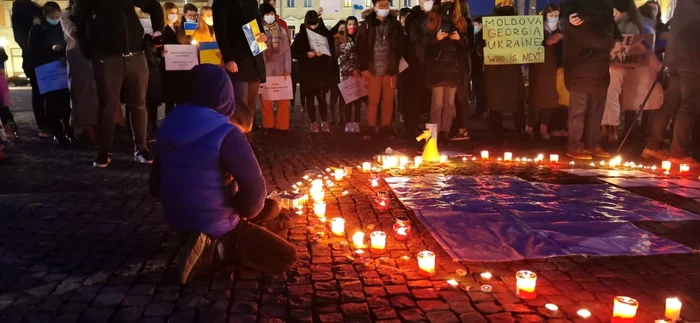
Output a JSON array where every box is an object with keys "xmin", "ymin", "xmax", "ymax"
[
  {"xmin": 313, "ymin": 202, "xmax": 326, "ymax": 218},
  {"xmin": 399, "ymin": 156, "xmax": 409, "ymax": 168},
  {"xmin": 334, "ymin": 169, "xmax": 344, "ymax": 181},
  {"xmin": 370, "ymin": 173, "xmax": 380, "ymax": 187},
  {"xmin": 414, "ymin": 156, "xmax": 423, "ymax": 168},
  {"xmin": 352, "ymin": 232, "xmax": 366, "ymax": 249},
  {"xmin": 370, "ymin": 231, "xmax": 386, "ymax": 253},
  {"xmin": 481, "ymin": 150, "xmax": 489, "ymax": 160},
  {"xmin": 516, "ymin": 270, "xmax": 537, "ymax": 299},
  {"xmin": 376, "ymin": 192, "xmax": 389, "ymax": 212},
  {"xmin": 612, "ymin": 296, "xmax": 638, "ymax": 322},
  {"xmin": 665, "ymin": 297, "xmax": 681, "ymax": 322},
  {"xmin": 330, "ymin": 217, "xmax": 345, "ymax": 236},
  {"xmin": 504, "ymin": 152, "xmax": 513, "ymax": 161},
  {"xmin": 550, "ymin": 154, "xmax": 559, "ymax": 163},
  {"xmin": 680, "ymin": 164, "xmax": 690, "ymax": 173},
  {"xmin": 417, "ymin": 251, "xmax": 436, "ymax": 276},
  {"xmin": 393, "ymin": 216, "xmax": 412, "ymax": 241}
]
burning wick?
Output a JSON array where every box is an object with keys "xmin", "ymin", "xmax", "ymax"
[{"xmin": 577, "ymin": 309, "xmax": 591, "ymax": 319}]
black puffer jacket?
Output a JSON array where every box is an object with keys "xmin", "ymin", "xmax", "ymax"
[{"xmin": 421, "ymin": 11, "xmax": 469, "ymax": 87}]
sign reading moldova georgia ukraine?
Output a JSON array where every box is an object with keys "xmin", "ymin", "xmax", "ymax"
[{"xmin": 483, "ymin": 15, "xmax": 545, "ymax": 65}]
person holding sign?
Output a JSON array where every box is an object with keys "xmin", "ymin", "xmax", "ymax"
[
  {"xmin": 421, "ymin": 0, "xmax": 469, "ymax": 143},
  {"xmin": 292, "ymin": 11, "xmax": 336, "ymax": 133},
  {"xmin": 160, "ymin": 3, "xmax": 193, "ymax": 114},
  {"xmin": 192, "ymin": 6, "xmax": 216, "ymax": 43},
  {"xmin": 259, "ymin": 3, "xmax": 292, "ymax": 132},
  {"xmin": 26, "ymin": 2, "xmax": 74, "ymax": 146},
  {"xmin": 338, "ymin": 16, "xmax": 363, "ymax": 133}
]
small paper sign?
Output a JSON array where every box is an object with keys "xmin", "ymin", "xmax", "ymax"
[
  {"xmin": 164, "ymin": 44, "xmax": 199, "ymax": 71},
  {"xmin": 338, "ymin": 77, "xmax": 367, "ymax": 103},
  {"xmin": 399, "ymin": 57, "xmax": 409, "ymax": 73},
  {"xmin": 184, "ymin": 22, "xmax": 197, "ymax": 36},
  {"xmin": 34, "ymin": 61, "xmax": 68, "ymax": 95},
  {"xmin": 610, "ymin": 34, "xmax": 654, "ymax": 68},
  {"xmin": 260, "ymin": 76, "xmax": 294, "ymax": 101},
  {"xmin": 199, "ymin": 41, "xmax": 222, "ymax": 65},
  {"xmin": 307, "ymin": 28, "xmax": 332, "ymax": 57}
]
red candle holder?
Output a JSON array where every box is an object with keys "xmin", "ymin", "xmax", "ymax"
[
  {"xmin": 393, "ymin": 216, "xmax": 412, "ymax": 241},
  {"xmin": 375, "ymin": 192, "xmax": 389, "ymax": 212}
]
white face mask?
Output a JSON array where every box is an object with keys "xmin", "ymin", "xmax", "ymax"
[
  {"xmin": 167, "ymin": 14, "xmax": 178, "ymax": 24},
  {"xmin": 204, "ymin": 16, "xmax": 214, "ymax": 26},
  {"xmin": 264, "ymin": 15, "xmax": 276, "ymax": 25},
  {"xmin": 376, "ymin": 8, "xmax": 390, "ymax": 18},
  {"xmin": 547, "ymin": 17, "xmax": 558, "ymax": 30},
  {"xmin": 422, "ymin": 0, "xmax": 433, "ymax": 12}
]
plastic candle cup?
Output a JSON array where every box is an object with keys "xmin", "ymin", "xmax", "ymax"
[
  {"xmin": 481, "ymin": 150, "xmax": 489, "ymax": 160},
  {"xmin": 665, "ymin": 297, "xmax": 681, "ymax": 322},
  {"xmin": 352, "ymin": 232, "xmax": 366, "ymax": 249},
  {"xmin": 504, "ymin": 152, "xmax": 513, "ymax": 161},
  {"xmin": 662, "ymin": 161, "xmax": 672, "ymax": 171},
  {"xmin": 577, "ymin": 309, "xmax": 592, "ymax": 319},
  {"xmin": 399, "ymin": 156, "xmax": 409, "ymax": 168},
  {"xmin": 612, "ymin": 296, "xmax": 639, "ymax": 322},
  {"xmin": 311, "ymin": 188, "xmax": 325, "ymax": 203},
  {"xmin": 446, "ymin": 279, "xmax": 458, "ymax": 287},
  {"xmin": 550, "ymin": 154, "xmax": 559, "ymax": 163},
  {"xmin": 370, "ymin": 231, "xmax": 386, "ymax": 253},
  {"xmin": 313, "ymin": 202, "xmax": 326, "ymax": 218},
  {"xmin": 362, "ymin": 162, "xmax": 372, "ymax": 172},
  {"xmin": 516, "ymin": 270, "xmax": 537, "ymax": 299},
  {"xmin": 545, "ymin": 304, "xmax": 558, "ymax": 312},
  {"xmin": 414, "ymin": 156, "xmax": 422, "ymax": 168},
  {"xmin": 393, "ymin": 216, "xmax": 412, "ymax": 241},
  {"xmin": 334, "ymin": 169, "xmax": 344, "ymax": 181},
  {"xmin": 480, "ymin": 272, "xmax": 492, "ymax": 280},
  {"xmin": 375, "ymin": 192, "xmax": 389, "ymax": 212},
  {"xmin": 330, "ymin": 218, "xmax": 345, "ymax": 236},
  {"xmin": 536, "ymin": 154, "xmax": 544, "ymax": 162},
  {"xmin": 680, "ymin": 164, "xmax": 690, "ymax": 173},
  {"xmin": 417, "ymin": 251, "xmax": 436, "ymax": 276},
  {"xmin": 440, "ymin": 155, "xmax": 448, "ymax": 164}
]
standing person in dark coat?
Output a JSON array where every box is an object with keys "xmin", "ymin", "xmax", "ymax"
[
  {"xmin": 213, "ymin": 0, "xmax": 268, "ymax": 136},
  {"xmin": 484, "ymin": 1, "xmax": 526, "ymax": 143},
  {"xmin": 526, "ymin": 4, "xmax": 563, "ymax": 141},
  {"xmin": 160, "ymin": 2, "xmax": 191, "ymax": 114},
  {"xmin": 400, "ymin": 1, "xmax": 430, "ymax": 137},
  {"xmin": 12, "ymin": 0, "xmax": 46, "ymax": 136},
  {"xmin": 561, "ymin": 0, "xmax": 621, "ymax": 160},
  {"xmin": 78, "ymin": 0, "xmax": 163, "ymax": 168},
  {"xmin": 292, "ymin": 10, "xmax": 336, "ymax": 133},
  {"xmin": 450, "ymin": 0, "xmax": 472, "ymax": 141},
  {"xmin": 470, "ymin": 17, "xmax": 486, "ymax": 118}
]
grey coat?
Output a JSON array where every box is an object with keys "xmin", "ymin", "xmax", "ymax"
[{"xmin": 61, "ymin": 12, "xmax": 98, "ymax": 128}]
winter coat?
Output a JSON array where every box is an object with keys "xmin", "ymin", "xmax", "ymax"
[
  {"xmin": 560, "ymin": 0, "xmax": 621, "ymax": 93},
  {"xmin": 484, "ymin": 9, "xmax": 524, "ymax": 112},
  {"xmin": 61, "ymin": 11, "xmax": 99, "ymax": 128},
  {"xmin": 665, "ymin": 0, "xmax": 700, "ymax": 72},
  {"xmin": 26, "ymin": 20, "xmax": 66, "ymax": 72},
  {"xmin": 356, "ymin": 9, "xmax": 405, "ymax": 76},
  {"xmin": 405, "ymin": 6, "xmax": 427, "ymax": 64},
  {"xmin": 144, "ymin": 35, "xmax": 162, "ymax": 105},
  {"xmin": 161, "ymin": 24, "xmax": 192, "ymax": 105},
  {"xmin": 421, "ymin": 18, "xmax": 469, "ymax": 87},
  {"xmin": 471, "ymin": 30, "xmax": 485, "ymax": 76},
  {"xmin": 528, "ymin": 28, "xmax": 563, "ymax": 110},
  {"xmin": 262, "ymin": 23, "xmax": 291, "ymax": 77},
  {"xmin": 291, "ymin": 25, "xmax": 337, "ymax": 90},
  {"xmin": 338, "ymin": 36, "xmax": 359, "ymax": 82},
  {"xmin": 11, "ymin": 0, "xmax": 42, "ymax": 52},
  {"xmin": 212, "ymin": 0, "xmax": 266, "ymax": 83}
]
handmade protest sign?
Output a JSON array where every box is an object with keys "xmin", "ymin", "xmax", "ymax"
[
  {"xmin": 164, "ymin": 44, "xmax": 198, "ymax": 71},
  {"xmin": 483, "ymin": 15, "xmax": 544, "ymax": 65},
  {"xmin": 242, "ymin": 19, "xmax": 267, "ymax": 56},
  {"xmin": 306, "ymin": 29, "xmax": 332, "ymax": 57},
  {"xmin": 35, "ymin": 61, "xmax": 68, "ymax": 94},
  {"xmin": 338, "ymin": 77, "xmax": 367, "ymax": 103},
  {"xmin": 260, "ymin": 76, "xmax": 294, "ymax": 101},
  {"xmin": 184, "ymin": 22, "xmax": 197, "ymax": 36},
  {"xmin": 321, "ymin": 0, "xmax": 341, "ymax": 13},
  {"xmin": 199, "ymin": 42, "xmax": 222, "ymax": 65},
  {"xmin": 610, "ymin": 34, "xmax": 654, "ymax": 68}
]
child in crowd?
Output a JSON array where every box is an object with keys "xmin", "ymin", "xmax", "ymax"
[
  {"xmin": 337, "ymin": 16, "xmax": 362, "ymax": 133},
  {"xmin": 260, "ymin": 3, "xmax": 291, "ymax": 132}
]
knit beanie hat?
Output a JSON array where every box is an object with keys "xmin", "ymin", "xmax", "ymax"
[
  {"xmin": 260, "ymin": 3, "xmax": 276, "ymax": 16},
  {"xmin": 613, "ymin": 0, "xmax": 630, "ymax": 12}
]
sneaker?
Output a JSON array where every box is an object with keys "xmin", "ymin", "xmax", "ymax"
[
  {"xmin": 525, "ymin": 126, "xmax": 535, "ymax": 139},
  {"xmin": 451, "ymin": 128, "xmax": 470, "ymax": 141},
  {"xmin": 8, "ymin": 121, "xmax": 18, "ymax": 135},
  {"xmin": 310, "ymin": 122, "xmax": 319, "ymax": 133},
  {"xmin": 567, "ymin": 150, "xmax": 593, "ymax": 160},
  {"xmin": 179, "ymin": 232, "xmax": 211, "ymax": 285},
  {"xmin": 53, "ymin": 135, "xmax": 71, "ymax": 146},
  {"xmin": 38, "ymin": 130, "xmax": 52, "ymax": 138},
  {"xmin": 344, "ymin": 122, "xmax": 353, "ymax": 133},
  {"xmin": 352, "ymin": 123, "xmax": 361, "ymax": 133},
  {"xmin": 321, "ymin": 122, "xmax": 330, "ymax": 133},
  {"xmin": 93, "ymin": 152, "xmax": 113, "ymax": 168},
  {"xmin": 584, "ymin": 147, "xmax": 612, "ymax": 158},
  {"xmin": 669, "ymin": 156, "xmax": 700, "ymax": 169},
  {"xmin": 641, "ymin": 148, "xmax": 667, "ymax": 161},
  {"xmin": 134, "ymin": 149, "xmax": 154, "ymax": 164}
]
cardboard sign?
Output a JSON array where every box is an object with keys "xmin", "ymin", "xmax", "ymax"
[
  {"xmin": 184, "ymin": 22, "xmax": 197, "ymax": 36},
  {"xmin": 321, "ymin": 0, "xmax": 341, "ymax": 14},
  {"xmin": 483, "ymin": 15, "xmax": 545, "ymax": 65},
  {"xmin": 260, "ymin": 76, "xmax": 294, "ymax": 101},
  {"xmin": 199, "ymin": 42, "xmax": 222, "ymax": 65},
  {"xmin": 338, "ymin": 77, "xmax": 367, "ymax": 103},
  {"xmin": 164, "ymin": 44, "xmax": 198, "ymax": 71},
  {"xmin": 35, "ymin": 61, "xmax": 68, "ymax": 94},
  {"xmin": 610, "ymin": 34, "xmax": 654, "ymax": 68},
  {"xmin": 306, "ymin": 29, "xmax": 332, "ymax": 57},
  {"xmin": 242, "ymin": 19, "xmax": 267, "ymax": 56}
]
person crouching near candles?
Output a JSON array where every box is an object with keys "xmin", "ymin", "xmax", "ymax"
[
  {"xmin": 150, "ymin": 64, "xmax": 297, "ymax": 284},
  {"xmin": 259, "ymin": 3, "xmax": 291, "ymax": 133}
]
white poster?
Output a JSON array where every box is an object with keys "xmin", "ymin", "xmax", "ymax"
[
  {"xmin": 306, "ymin": 29, "xmax": 331, "ymax": 57},
  {"xmin": 338, "ymin": 77, "xmax": 367, "ymax": 103},
  {"xmin": 351, "ymin": 0, "xmax": 364, "ymax": 18},
  {"xmin": 321, "ymin": 0, "xmax": 341, "ymax": 13},
  {"xmin": 164, "ymin": 44, "xmax": 198, "ymax": 71},
  {"xmin": 399, "ymin": 57, "xmax": 409, "ymax": 73},
  {"xmin": 260, "ymin": 76, "xmax": 294, "ymax": 101}
]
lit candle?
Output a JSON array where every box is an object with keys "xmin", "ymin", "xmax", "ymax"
[
  {"xmin": 516, "ymin": 158, "xmax": 521, "ymax": 162},
  {"xmin": 330, "ymin": 218, "xmax": 345, "ymax": 236},
  {"xmin": 481, "ymin": 151, "xmax": 489, "ymax": 160},
  {"xmin": 589, "ymin": 162, "xmax": 595, "ymax": 167},
  {"xmin": 577, "ymin": 309, "xmax": 592, "ymax": 319},
  {"xmin": 600, "ymin": 160, "xmax": 606, "ymax": 166},
  {"xmin": 334, "ymin": 169, "xmax": 344, "ymax": 181},
  {"xmin": 313, "ymin": 202, "xmax": 326, "ymax": 218},
  {"xmin": 545, "ymin": 304, "xmax": 558, "ymax": 312},
  {"xmin": 311, "ymin": 188, "xmax": 325, "ymax": 203},
  {"xmin": 417, "ymin": 251, "xmax": 436, "ymax": 276},
  {"xmin": 399, "ymin": 156, "xmax": 409, "ymax": 168},
  {"xmin": 370, "ymin": 173, "xmax": 380, "ymax": 187},
  {"xmin": 440, "ymin": 155, "xmax": 448, "ymax": 164},
  {"xmin": 446, "ymin": 279, "xmax": 458, "ymax": 287},
  {"xmin": 662, "ymin": 161, "xmax": 672, "ymax": 172},
  {"xmin": 550, "ymin": 154, "xmax": 559, "ymax": 163},
  {"xmin": 393, "ymin": 216, "xmax": 412, "ymax": 241},
  {"xmin": 610, "ymin": 156, "xmax": 622, "ymax": 167},
  {"xmin": 612, "ymin": 296, "xmax": 638, "ymax": 322},
  {"xmin": 370, "ymin": 231, "xmax": 386, "ymax": 253},
  {"xmin": 471, "ymin": 157, "xmax": 476, "ymax": 161},
  {"xmin": 680, "ymin": 164, "xmax": 690, "ymax": 173},
  {"xmin": 352, "ymin": 232, "xmax": 366, "ymax": 249},
  {"xmin": 570, "ymin": 161, "xmax": 575, "ymax": 165},
  {"xmin": 504, "ymin": 152, "xmax": 513, "ymax": 161},
  {"xmin": 515, "ymin": 270, "xmax": 537, "ymax": 299},
  {"xmin": 536, "ymin": 154, "xmax": 544, "ymax": 162},
  {"xmin": 480, "ymin": 272, "xmax": 492, "ymax": 280},
  {"xmin": 665, "ymin": 297, "xmax": 681, "ymax": 322},
  {"xmin": 462, "ymin": 157, "xmax": 467, "ymax": 162},
  {"xmin": 375, "ymin": 192, "xmax": 389, "ymax": 212},
  {"xmin": 414, "ymin": 156, "xmax": 422, "ymax": 168},
  {"xmin": 362, "ymin": 162, "xmax": 372, "ymax": 172}
]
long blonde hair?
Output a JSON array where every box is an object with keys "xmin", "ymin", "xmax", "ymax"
[
  {"xmin": 427, "ymin": 0, "xmax": 467, "ymax": 33},
  {"xmin": 162, "ymin": 2, "xmax": 180, "ymax": 27},
  {"xmin": 195, "ymin": 6, "xmax": 213, "ymax": 36}
]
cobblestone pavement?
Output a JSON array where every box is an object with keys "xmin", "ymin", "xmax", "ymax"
[{"xmin": 2, "ymin": 88, "xmax": 700, "ymax": 323}]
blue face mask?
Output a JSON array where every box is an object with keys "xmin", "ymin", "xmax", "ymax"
[
  {"xmin": 47, "ymin": 18, "xmax": 60, "ymax": 25},
  {"xmin": 547, "ymin": 17, "xmax": 558, "ymax": 24},
  {"xmin": 474, "ymin": 25, "xmax": 480, "ymax": 33}
]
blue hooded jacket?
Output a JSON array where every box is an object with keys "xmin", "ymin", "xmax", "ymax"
[{"xmin": 152, "ymin": 64, "xmax": 266, "ymax": 238}]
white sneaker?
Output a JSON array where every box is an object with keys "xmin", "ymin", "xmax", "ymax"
[
  {"xmin": 311, "ymin": 122, "xmax": 319, "ymax": 133},
  {"xmin": 344, "ymin": 122, "xmax": 353, "ymax": 133},
  {"xmin": 353, "ymin": 123, "xmax": 361, "ymax": 133},
  {"xmin": 321, "ymin": 122, "xmax": 330, "ymax": 133}
]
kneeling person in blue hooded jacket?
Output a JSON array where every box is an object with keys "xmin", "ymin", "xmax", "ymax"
[{"xmin": 150, "ymin": 64, "xmax": 297, "ymax": 284}]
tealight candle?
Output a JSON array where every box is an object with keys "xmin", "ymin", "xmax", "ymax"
[
  {"xmin": 440, "ymin": 155, "xmax": 448, "ymax": 164},
  {"xmin": 393, "ymin": 216, "xmax": 412, "ymax": 241},
  {"xmin": 545, "ymin": 304, "xmax": 558, "ymax": 312},
  {"xmin": 462, "ymin": 157, "xmax": 467, "ymax": 162},
  {"xmin": 612, "ymin": 296, "xmax": 638, "ymax": 322},
  {"xmin": 370, "ymin": 231, "xmax": 386, "ymax": 253},
  {"xmin": 330, "ymin": 218, "xmax": 345, "ymax": 236},
  {"xmin": 417, "ymin": 251, "xmax": 436, "ymax": 276},
  {"xmin": 334, "ymin": 169, "xmax": 344, "ymax": 181},
  {"xmin": 570, "ymin": 161, "xmax": 575, "ymax": 165},
  {"xmin": 375, "ymin": 192, "xmax": 389, "ymax": 212},
  {"xmin": 370, "ymin": 174, "xmax": 380, "ymax": 187},
  {"xmin": 536, "ymin": 154, "xmax": 544, "ymax": 161},
  {"xmin": 399, "ymin": 156, "xmax": 409, "ymax": 168},
  {"xmin": 481, "ymin": 150, "xmax": 489, "ymax": 160},
  {"xmin": 446, "ymin": 279, "xmax": 458, "ymax": 287},
  {"xmin": 680, "ymin": 164, "xmax": 690, "ymax": 173},
  {"xmin": 362, "ymin": 162, "xmax": 372, "ymax": 172},
  {"xmin": 504, "ymin": 152, "xmax": 513, "ymax": 161},
  {"xmin": 311, "ymin": 188, "xmax": 325, "ymax": 203},
  {"xmin": 313, "ymin": 202, "xmax": 326, "ymax": 217},
  {"xmin": 516, "ymin": 158, "xmax": 521, "ymax": 162},
  {"xmin": 414, "ymin": 156, "xmax": 423, "ymax": 168},
  {"xmin": 610, "ymin": 156, "xmax": 622, "ymax": 167},
  {"xmin": 589, "ymin": 162, "xmax": 595, "ymax": 167},
  {"xmin": 651, "ymin": 165, "xmax": 657, "ymax": 171},
  {"xmin": 577, "ymin": 309, "xmax": 592, "ymax": 319},
  {"xmin": 480, "ymin": 272, "xmax": 492, "ymax": 280},
  {"xmin": 662, "ymin": 161, "xmax": 672, "ymax": 171},
  {"xmin": 515, "ymin": 270, "xmax": 537, "ymax": 299},
  {"xmin": 471, "ymin": 157, "xmax": 476, "ymax": 161},
  {"xmin": 550, "ymin": 154, "xmax": 559, "ymax": 163},
  {"xmin": 665, "ymin": 297, "xmax": 681, "ymax": 322},
  {"xmin": 352, "ymin": 232, "xmax": 366, "ymax": 249}
]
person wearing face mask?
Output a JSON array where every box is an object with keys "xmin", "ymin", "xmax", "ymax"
[
  {"xmin": 526, "ymin": 4, "xmax": 564, "ymax": 141},
  {"xmin": 26, "ymin": 2, "xmax": 74, "ymax": 146},
  {"xmin": 449, "ymin": 0, "xmax": 472, "ymax": 141},
  {"xmin": 400, "ymin": 0, "xmax": 432, "ymax": 137},
  {"xmin": 259, "ymin": 3, "xmax": 291, "ymax": 132},
  {"xmin": 183, "ymin": 3, "xmax": 198, "ymax": 25},
  {"xmin": 470, "ymin": 17, "xmax": 486, "ymax": 118},
  {"xmin": 329, "ymin": 20, "xmax": 347, "ymax": 126},
  {"xmin": 338, "ymin": 16, "xmax": 363, "ymax": 133},
  {"xmin": 193, "ymin": 6, "xmax": 216, "ymax": 43},
  {"xmin": 484, "ymin": 1, "xmax": 527, "ymax": 143},
  {"xmin": 356, "ymin": 0, "xmax": 406, "ymax": 140},
  {"xmin": 263, "ymin": 0, "xmax": 290, "ymax": 41},
  {"xmin": 292, "ymin": 10, "xmax": 336, "ymax": 133},
  {"xmin": 160, "ymin": 2, "xmax": 191, "ymax": 115}
]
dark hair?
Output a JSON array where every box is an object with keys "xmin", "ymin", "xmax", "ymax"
[
  {"xmin": 617, "ymin": 0, "xmax": 645, "ymax": 33},
  {"xmin": 183, "ymin": 3, "xmax": 198, "ymax": 13},
  {"xmin": 304, "ymin": 10, "xmax": 320, "ymax": 27},
  {"xmin": 260, "ymin": 3, "xmax": 276, "ymax": 16},
  {"xmin": 263, "ymin": 0, "xmax": 274, "ymax": 3},
  {"xmin": 399, "ymin": 7, "xmax": 411, "ymax": 19},
  {"xmin": 330, "ymin": 19, "xmax": 346, "ymax": 35},
  {"xmin": 427, "ymin": 0, "xmax": 467, "ymax": 33},
  {"xmin": 542, "ymin": 4, "xmax": 560, "ymax": 27},
  {"xmin": 639, "ymin": 1, "xmax": 661, "ymax": 30},
  {"xmin": 371, "ymin": 0, "xmax": 389, "ymax": 6},
  {"xmin": 473, "ymin": 16, "xmax": 482, "ymax": 24},
  {"xmin": 43, "ymin": 1, "xmax": 61, "ymax": 15}
]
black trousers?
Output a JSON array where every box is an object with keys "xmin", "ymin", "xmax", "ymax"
[
  {"xmin": 472, "ymin": 70, "xmax": 486, "ymax": 115},
  {"xmin": 342, "ymin": 97, "xmax": 362, "ymax": 123},
  {"xmin": 28, "ymin": 75, "xmax": 48, "ymax": 131},
  {"xmin": 397, "ymin": 65, "xmax": 425, "ymax": 133},
  {"xmin": 0, "ymin": 106, "xmax": 14, "ymax": 125},
  {"xmin": 329, "ymin": 87, "xmax": 340, "ymax": 122},
  {"xmin": 306, "ymin": 89, "xmax": 328, "ymax": 123},
  {"xmin": 45, "ymin": 89, "xmax": 73, "ymax": 137}
]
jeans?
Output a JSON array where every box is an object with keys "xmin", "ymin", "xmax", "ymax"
[
  {"xmin": 306, "ymin": 89, "xmax": 328, "ymax": 123},
  {"xmin": 568, "ymin": 89, "xmax": 607, "ymax": 152},
  {"xmin": 366, "ymin": 74, "xmax": 396, "ymax": 129},
  {"xmin": 220, "ymin": 199, "xmax": 297, "ymax": 273},
  {"xmin": 93, "ymin": 53, "xmax": 148, "ymax": 153},
  {"xmin": 230, "ymin": 80, "xmax": 261, "ymax": 133},
  {"xmin": 430, "ymin": 86, "xmax": 457, "ymax": 133},
  {"xmin": 646, "ymin": 69, "xmax": 700, "ymax": 158}
]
